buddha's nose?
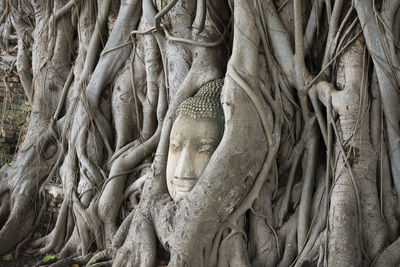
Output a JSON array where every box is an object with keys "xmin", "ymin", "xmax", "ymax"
[{"xmin": 175, "ymin": 147, "xmax": 196, "ymax": 179}]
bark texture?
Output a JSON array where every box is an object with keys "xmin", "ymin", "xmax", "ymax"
[{"xmin": 0, "ymin": 0, "xmax": 400, "ymax": 266}]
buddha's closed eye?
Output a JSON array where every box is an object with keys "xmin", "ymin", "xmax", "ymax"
[
  {"xmin": 197, "ymin": 143, "xmax": 215, "ymax": 154},
  {"xmin": 170, "ymin": 140, "xmax": 183, "ymax": 152}
]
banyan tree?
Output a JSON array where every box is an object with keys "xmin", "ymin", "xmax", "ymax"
[{"xmin": 0, "ymin": 0, "xmax": 400, "ymax": 266}]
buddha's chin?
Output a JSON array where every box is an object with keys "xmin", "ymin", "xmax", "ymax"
[{"xmin": 172, "ymin": 184, "xmax": 197, "ymax": 201}]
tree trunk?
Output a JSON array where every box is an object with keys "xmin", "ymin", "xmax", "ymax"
[{"xmin": 0, "ymin": 0, "xmax": 400, "ymax": 266}]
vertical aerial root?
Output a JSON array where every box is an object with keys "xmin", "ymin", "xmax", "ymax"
[
  {"xmin": 56, "ymin": 227, "xmax": 81, "ymax": 258},
  {"xmin": 31, "ymin": 198, "xmax": 71, "ymax": 254},
  {"xmin": 112, "ymin": 208, "xmax": 136, "ymax": 250},
  {"xmin": 278, "ymin": 118, "xmax": 318, "ymax": 227},
  {"xmin": 278, "ymin": 212, "xmax": 298, "ymax": 267},
  {"xmin": 72, "ymin": 193, "xmax": 103, "ymax": 251},
  {"xmin": 74, "ymin": 207, "xmax": 92, "ymax": 255},
  {"xmin": 192, "ymin": 0, "xmax": 206, "ymax": 32},
  {"xmin": 297, "ymin": 121, "xmax": 319, "ymax": 252},
  {"xmin": 296, "ymin": 230, "xmax": 326, "ymax": 266},
  {"xmin": 248, "ymin": 187, "xmax": 279, "ymax": 266},
  {"xmin": 76, "ymin": 124, "xmax": 104, "ymax": 187}
]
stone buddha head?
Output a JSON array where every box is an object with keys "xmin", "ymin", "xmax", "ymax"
[{"xmin": 166, "ymin": 80, "xmax": 224, "ymax": 201}]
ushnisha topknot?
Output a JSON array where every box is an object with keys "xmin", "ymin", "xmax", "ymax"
[{"xmin": 175, "ymin": 79, "xmax": 224, "ymax": 122}]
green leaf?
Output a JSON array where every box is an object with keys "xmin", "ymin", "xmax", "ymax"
[
  {"xmin": 43, "ymin": 254, "xmax": 56, "ymax": 263},
  {"xmin": 152, "ymin": 152, "xmax": 156, "ymax": 157},
  {"xmin": 91, "ymin": 262, "xmax": 104, "ymax": 266}
]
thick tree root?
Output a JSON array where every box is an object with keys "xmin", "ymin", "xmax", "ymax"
[
  {"xmin": 87, "ymin": 249, "xmax": 113, "ymax": 266},
  {"xmin": 31, "ymin": 198, "xmax": 72, "ymax": 254},
  {"xmin": 0, "ymin": 195, "xmax": 35, "ymax": 255},
  {"xmin": 2, "ymin": 0, "xmax": 400, "ymax": 266}
]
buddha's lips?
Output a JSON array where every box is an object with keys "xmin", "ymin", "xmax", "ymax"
[{"xmin": 171, "ymin": 177, "xmax": 197, "ymax": 192}]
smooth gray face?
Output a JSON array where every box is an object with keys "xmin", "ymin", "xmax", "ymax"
[{"xmin": 166, "ymin": 115, "xmax": 222, "ymax": 201}]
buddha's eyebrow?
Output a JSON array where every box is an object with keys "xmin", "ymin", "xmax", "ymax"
[
  {"xmin": 170, "ymin": 135, "xmax": 184, "ymax": 143},
  {"xmin": 197, "ymin": 138, "xmax": 218, "ymax": 145}
]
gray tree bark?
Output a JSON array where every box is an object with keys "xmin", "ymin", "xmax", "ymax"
[{"xmin": 0, "ymin": 0, "xmax": 399, "ymax": 266}]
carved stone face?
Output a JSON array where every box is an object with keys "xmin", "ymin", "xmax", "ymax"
[{"xmin": 166, "ymin": 115, "xmax": 223, "ymax": 201}]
